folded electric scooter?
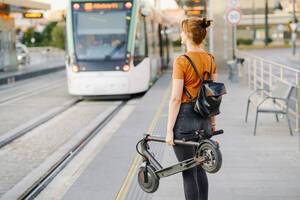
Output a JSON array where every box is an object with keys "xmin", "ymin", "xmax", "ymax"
[{"xmin": 136, "ymin": 129, "xmax": 223, "ymax": 193}]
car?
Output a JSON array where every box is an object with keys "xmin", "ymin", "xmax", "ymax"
[{"xmin": 16, "ymin": 43, "xmax": 30, "ymax": 65}]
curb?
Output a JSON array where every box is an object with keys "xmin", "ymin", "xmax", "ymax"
[{"xmin": 0, "ymin": 65, "xmax": 65, "ymax": 86}]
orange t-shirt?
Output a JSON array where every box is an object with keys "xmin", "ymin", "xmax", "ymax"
[{"xmin": 172, "ymin": 51, "xmax": 217, "ymax": 103}]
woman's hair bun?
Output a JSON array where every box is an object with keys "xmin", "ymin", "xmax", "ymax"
[{"xmin": 201, "ymin": 18, "xmax": 212, "ymax": 28}]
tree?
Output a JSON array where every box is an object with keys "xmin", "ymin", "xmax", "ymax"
[
  {"xmin": 41, "ymin": 21, "xmax": 58, "ymax": 46},
  {"xmin": 51, "ymin": 25, "xmax": 65, "ymax": 50},
  {"xmin": 21, "ymin": 27, "xmax": 43, "ymax": 47}
]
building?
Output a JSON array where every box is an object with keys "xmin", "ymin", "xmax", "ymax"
[
  {"xmin": 237, "ymin": 0, "xmax": 300, "ymax": 44},
  {"xmin": 0, "ymin": 0, "xmax": 50, "ymax": 72}
]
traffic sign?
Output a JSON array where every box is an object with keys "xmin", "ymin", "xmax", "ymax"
[
  {"xmin": 227, "ymin": 0, "xmax": 240, "ymax": 8},
  {"xmin": 226, "ymin": 8, "xmax": 242, "ymax": 25}
]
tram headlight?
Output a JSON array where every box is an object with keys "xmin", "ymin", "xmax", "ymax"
[
  {"xmin": 72, "ymin": 65, "xmax": 80, "ymax": 73},
  {"xmin": 124, "ymin": 2, "xmax": 132, "ymax": 9},
  {"xmin": 122, "ymin": 64, "xmax": 130, "ymax": 72},
  {"xmin": 73, "ymin": 3, "xmax": 80, "ymax": 10}
]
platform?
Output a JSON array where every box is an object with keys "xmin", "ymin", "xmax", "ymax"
[
  {"xmin": 36, "ymin": 57, "xmax": 300, "ymax": 200},
  {"xmin": 0, "ymin": 51, "xmax": 64, "ymax": 86}
]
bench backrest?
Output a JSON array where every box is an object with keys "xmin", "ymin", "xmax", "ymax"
[{"xmin": 271, "ymin": 81, "xmax": 293, "ymax": 100}]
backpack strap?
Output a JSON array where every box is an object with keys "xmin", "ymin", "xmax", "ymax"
[
  {"xmin": 203, "ymin": 55, "xmax": 213, "ymax": 80},
  {"xmin": 182, "ymin": 55, "xmax": 203, "ymax": 81},
  {"xmin": 182, "ymin": 55, "xmax": 199, "ymax": 99},
  {"xmin": 181, "ymin": 54, "xmax": 214, "ymax": 99}
]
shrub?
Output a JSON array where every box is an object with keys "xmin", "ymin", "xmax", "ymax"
[
  {"xmin": 284, "ymin": 39, "xmax": 289, "ymax": 45},
  {"xmin": 51, "ymin": 26, "xmax": 65, "ymax": 50},
  {"xmin": 21, "ymin": 27, "xmax": 43, "ymax": 47},
  {"xmin": 172, "ymin": 37, "xmax": 181, "ymax": 47},
  {"xmin": 237, "ymin": 38, "xmax": 254, "ymax": 46}
]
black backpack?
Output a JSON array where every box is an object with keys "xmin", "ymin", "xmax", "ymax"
[{"xmin": 183, "ymin": 54, "xmax": 227, "ymax": 118}]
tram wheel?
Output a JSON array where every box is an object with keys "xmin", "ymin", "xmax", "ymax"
[
  {"xmin": 137, "ymin": 164, "xmax": 159, "ymax": 193},
  {"xmin": 198, "ymin": 143, "xmax": 222, "ymax": 173}
]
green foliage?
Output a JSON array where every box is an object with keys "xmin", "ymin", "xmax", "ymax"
[
  {"xmin": 284, "ymin": 39, "xmax": 289, "ymax": 45},
  {"xmin": 51, "ymin": 25, "xmax": 65, "ymax": 50},
  {"xmin": 21, "ymin": 27, "xmax": 43, "ymax": 47},
  {"xmin": 172, "ymin": 37, "xmax": 182, "ymax": 47},
  {"xmin": 267, "ymin": 37, "xmax": 273, "ymax": 43},
  {"xmin": 237, "ymin": 38, "xmax": 254, "ymax": 46},
  {"xmin": 41, "ymin": 22, "xmax": 58, "ymax": 46},
  {"xmin": 20, "ymin": 21, "xmax": 65, "ymax": 48}
]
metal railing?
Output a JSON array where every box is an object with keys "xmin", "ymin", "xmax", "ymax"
[{"xmin": 236, "ymin": 50, "xmax": 300, "ymax": 132}]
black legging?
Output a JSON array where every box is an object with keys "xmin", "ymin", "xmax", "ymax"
[{"xmin": 172, "ymin": 103, "xmax": 210, "ymax": 200}]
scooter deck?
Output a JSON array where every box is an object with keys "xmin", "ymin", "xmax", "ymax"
[{"xmin": 155, "ymin": 156, "xmax": 208, "ymax": 178}]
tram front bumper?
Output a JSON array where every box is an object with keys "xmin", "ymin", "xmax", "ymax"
[{"xmin": 67, "ymin": 72, "xmax": 129, "ymax": 96}]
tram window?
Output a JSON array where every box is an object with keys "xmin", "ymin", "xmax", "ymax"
[
  {"xmin": 73, "ymin": 11, "xmax": 128, "ymax": 60},
  {"xmin": 158, "ymin": 24, "xmax": 163, "ymax": 58},
  {"xmin": 133, "ymin": 15, "xmax": 147, "ymax": 66},
  {"xmin": 151, "ymin": 20, "xmax": 155, "ymax": 55}
]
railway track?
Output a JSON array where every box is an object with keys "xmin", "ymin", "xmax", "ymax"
[
  {"xmin": 17, "ymin": 101, "xmax": 126, "ymax": 200},
  {"xmin": 0, "ymin": 78, "xmax": 65, "ymax": 106},
  {"xmin": 0, "ymin": 98, "xmax": 81, "ymax": 148}
]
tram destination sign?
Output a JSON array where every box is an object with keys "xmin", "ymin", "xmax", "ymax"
[{"xmin": 72, "ymin": 1, "xmax": 132, "ymax": 11}]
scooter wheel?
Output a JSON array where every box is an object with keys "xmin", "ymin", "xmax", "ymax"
[
  {"xmin": 198, "ymin": 143, "xmax": 222, "ymax": 173},
  {"xmin": 137, "ymin": 165, "xmax": 159, "ymax": 193}
]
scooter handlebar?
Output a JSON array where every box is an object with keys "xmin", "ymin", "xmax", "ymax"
[
  {"xmin": 211, "ymin": 130, "xmax": 223, "ymax": 136},
  {"xmin": 148, "ymin": 135, "xmax": 200, "ymax": 146}
]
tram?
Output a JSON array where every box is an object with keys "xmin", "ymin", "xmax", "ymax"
[{"xmin": 66, "ymin": 0, "xmax": 171, "ymax": 97}]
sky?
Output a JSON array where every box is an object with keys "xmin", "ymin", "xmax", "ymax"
[{"xmin": 37, "ymin": 0, "xmax": 178, "ymax": 10}]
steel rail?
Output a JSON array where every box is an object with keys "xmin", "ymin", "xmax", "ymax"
[
  {"xmin": 18, "ymin": 101, "xmax": 127, "ymax": 200},
  {"xmin": 0, "ymin": 99, "xmax": 81, "ymax": 148}
]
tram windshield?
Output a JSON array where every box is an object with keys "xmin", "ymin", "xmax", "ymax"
[{"xmin": 72, "ymin": 2, "xmax": 131, "ymax": 61}]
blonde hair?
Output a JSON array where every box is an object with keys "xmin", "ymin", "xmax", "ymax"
[{"xmin": 181, "ymin": 17, "xmax": 213, "ymax": 45}]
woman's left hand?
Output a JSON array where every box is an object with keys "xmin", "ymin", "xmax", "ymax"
[{"xmin": 166, "ymin": 131, "xmax": 175, "ymax": 146}]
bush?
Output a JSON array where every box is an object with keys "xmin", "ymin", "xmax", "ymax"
[
  {"xmin": 267, "ymin": 37, "xmax": 273, "ymax": 43},
  {"xmin": 21, "ymin": 27, "xmax": 43, "ymax": 47},
  {"xmin": 237, "ymin": 38, "xmax": 254, "ymax": 46},
  {"xmin": 41, "ymin": 22, "xmax": 58, "ymax": 46},
  {"xmin": 172, "ymin": 37, "xmax": 181, "ymax": 47},
  {"xmin": 284, "ymin": 39, "xmax": 289, "ymax": 45},
  {"xmin": 51, "ymin": 25, "xmax": 65, "ymax": 50}
]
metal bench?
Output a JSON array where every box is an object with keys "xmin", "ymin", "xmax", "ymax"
[{"xmin": 245, "ymin": 81, "xmax": 294, "ymax": 136}]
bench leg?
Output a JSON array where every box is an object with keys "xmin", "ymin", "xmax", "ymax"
[
  {"xmin": 254, "ymin": 110, "xmax": 259, "ymax": 136},
  {"xmin": 275, "ymin": 114, "xmax": 279, "ymax": 122},
  {"xmin": 286, "ymin": 114, "xmax": 293, "ymax": 136},
  {"xmin": 245, "ymin": 100, "xmax": 250, "ymax": 122}
]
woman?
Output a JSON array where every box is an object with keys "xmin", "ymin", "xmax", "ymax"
[{"xmin": 166, "ymin": 17, "xmax": 217, "ymax": 200}]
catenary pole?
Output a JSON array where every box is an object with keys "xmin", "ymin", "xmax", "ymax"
[{"xmin": 265, "ymin": 0, "xmax": 269, "ymax": 46}]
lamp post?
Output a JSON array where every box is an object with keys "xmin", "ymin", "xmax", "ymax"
[
  {"xmin": 265, "ymin": 0, "xmax": 269, "ymax": 46},
  {"xmin": 252, "ymin": 0, "xmax": 256, "ymax": 40}
]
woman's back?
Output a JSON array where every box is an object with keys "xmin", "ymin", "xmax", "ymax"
[{"xmin": 172, "ymin": 51, "xmax": 217, "ymax": 103}]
